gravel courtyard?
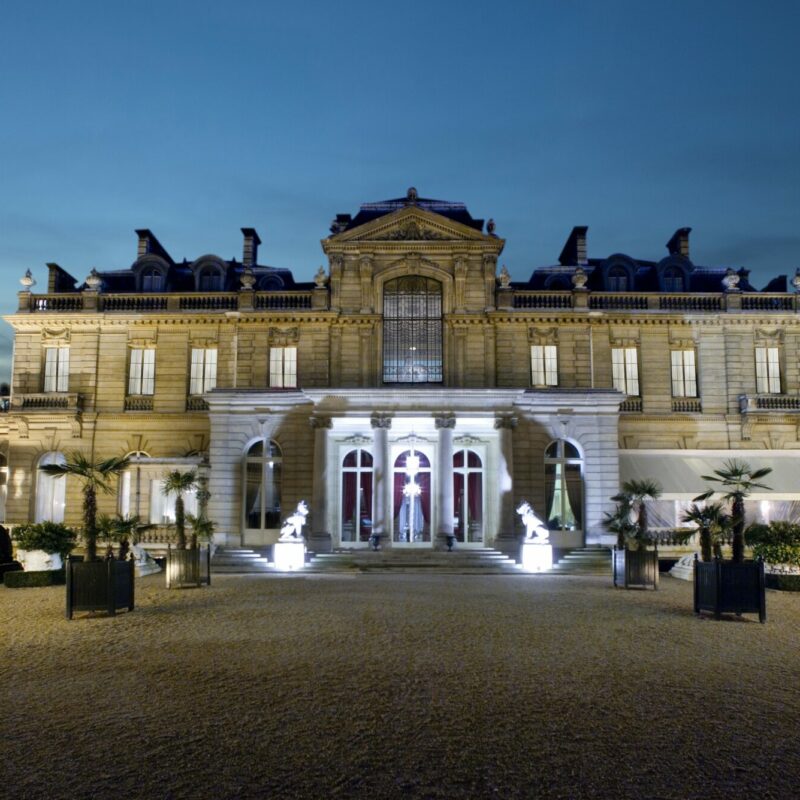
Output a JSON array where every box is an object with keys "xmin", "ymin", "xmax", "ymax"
[{"xmin": 2, "ymin": 572, "xmax": 799, "ymax": 800}]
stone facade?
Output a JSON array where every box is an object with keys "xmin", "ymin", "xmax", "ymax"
[{"xmin": 3, "ymin": 189, "xmax": 800, "ymax": 554}]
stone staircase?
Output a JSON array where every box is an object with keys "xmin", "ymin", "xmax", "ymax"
[
  {"xmin": 307, "ymin": 547, "xmax": 519, "ymax": 574},
  {"xmin": 549, "ymin": 546, "xmax": 612, "ymax": 576},
  {"xmin": 211, "ymin": 547, "xmax": 272, "ymax": 574}
]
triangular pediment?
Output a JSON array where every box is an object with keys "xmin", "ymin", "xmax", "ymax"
[{"xmin": 329, "ymin": 206, "xmax": 491, "ymax": 243}]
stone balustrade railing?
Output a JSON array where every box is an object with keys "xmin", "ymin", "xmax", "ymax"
[{"xmin": 12, "ymin": 392, "xmax": 83, "ymax": 411}]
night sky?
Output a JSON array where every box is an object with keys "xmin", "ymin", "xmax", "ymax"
[{"xmin": 1, "ymin": 0, "xmax": 798, "ymax": 380}]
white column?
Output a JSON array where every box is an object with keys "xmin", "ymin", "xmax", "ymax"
[
  {"xmin": 371, "ymin": 414, "xmax": 392, "ymax": 547},
  {"xmin": 435, "ymin": 414, "xmax": 456, "ymax": 549},
  {"xmin": 494, "ymin": 415, "xmax": 518, "ymax": 557},
  {"xmin": 309, "ymin": 415, "xmax": 332, "ymax": 552}
]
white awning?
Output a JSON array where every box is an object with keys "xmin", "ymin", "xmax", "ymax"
[{"xmin": 619, "ymin": 453, "xmax": 800, "ymax": 494}]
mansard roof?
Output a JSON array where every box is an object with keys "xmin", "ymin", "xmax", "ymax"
[{"xmin": 330, "ymin": 187, "xmax": 487, "ymax": 234}]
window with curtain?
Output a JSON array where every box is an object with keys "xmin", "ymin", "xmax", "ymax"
[
  {"xmin": 128, "ymin": 348, "xmax": 155, "ymax": 395},
  {"xmin": 269, "ymin": 347, "xmax": 297, "ymax": 388},
  {"xmin": 340, "ymin": 449, "xmax": 373, "ymax": 543},
  {"xmin": 189, "ymin": 348, "xmax": 217, "ymax": 394},
  {"xmin": 611, "ymin": 347, "xmax": 639, "ymax": 395},
  {"xmin": 149, "ymin": 478, "xmax": 198, "ymax": 524},
  {"xmin": 35, "ymin": 451, "xmax": 66, "ymax": 523},
  {"xmin": 453, "ymin": 449, "xmax": 483, "ymax": 543},
  {"xmin": 142, "ymin": 269, "xmax": 164, "ymax": 292},
  {"xmin": 544, "ymin": 440, "xmax": 583, "ymax": 532},
  {"xmin": 393, "ymin": 449, "xmax": 431, "ymax": 542},
  {"xmin": 243, "ymin": 439, "xmax": 282, "ymax": 530},
  {"xmin": 43, "ymin": 346, "xmax": 70, "ymax": 393},
  {"xmin": 383, "ymin": 276, "xmax": 443, "ymax": 383},
  {"xmin": 530, "ymin": 345, "xmax": 558, "ymax": 387},
  {"xmin": 755, "ymin": 346, "xmax": 781, "ymax": 394},
  {"xmin": 670, "ymin": 350, "xmax": 698, "ymax": 397}
]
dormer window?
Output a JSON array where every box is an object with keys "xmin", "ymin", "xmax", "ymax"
[
  {"xmin": 663, "ymin": 267, "xmax": 685, "ymax": 292},
  {"xmin": 199, "ymin": 268, "xmax": 223, "ymax": 292},
  {"xmin": 607, "ymin": 266, "xmax": 628, "ymax": 291},
  {"xmin": 142, "ymin": 269, "xmax": 164, "ymax": 292}
]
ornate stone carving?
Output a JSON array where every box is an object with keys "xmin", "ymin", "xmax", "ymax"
[
  {"xmin": 494, "ymin": 415, "xmax": 518, "ymax": 430},
  {"xmin": 314, "ymin": 266, "xmax": 328, "ymax": 288},
  {"xmin": 792, "ymin": 269, "xmax": 800, "ymax": 293},
  {"xmin": 240, "ymin": 266, "xmax": 256, "ymax": 290},
  {"xmin": 84, "ymin": 269, "xmax": 102, "ymax": 290},
  {"xmin": 269, "ymin": 327, "xmax": 299, "ymax": 344},
  {"xmin": 498, "ymin": 265, "xmax": 511, "ymax": 288},
  {"xmin": 379, "ymin": 220, "xmax": 448, "ymax": 241},
  {"xmin": 370, "ymin": 413, "xmax": 392, "ymax": 429},
  {"xmin": 722, "ymin": 268, "xmax": 740, "ymax": 292},
  {"xmin": 309, "ymin": 415, "xmax": 333, "ymax": 429},
  {"xmin": 434, "ymin": 414, "xmax": 456, "ymax": 429},
  {"xmin": 571, "ymin": 267, "xmax": 588, "ymax": 290},
  {"xmin": 20, "ymin": 269, "xmax": 35, "ymax": 291}
]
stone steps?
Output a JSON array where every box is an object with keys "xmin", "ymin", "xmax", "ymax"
[
  {"xmin": 549, "ymin": 546, "xmax": 612, "ymax": 576},
  {"xmin": 211, "ymin": 547, "xmax": 273, "ymax": 574}
]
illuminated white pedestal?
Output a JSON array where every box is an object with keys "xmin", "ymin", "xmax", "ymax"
[
  {"xmin": 273, "ymin": 541, "xmax": 306, "ymax": 571},
  {"xmin": 521, "ymin": 542, "xmax": 553, "ymax": 573}
]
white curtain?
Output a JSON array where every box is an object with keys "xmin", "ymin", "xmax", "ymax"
[{"xmin": 35, "ymin": 452, "xmax": 66, "ymax": 523}]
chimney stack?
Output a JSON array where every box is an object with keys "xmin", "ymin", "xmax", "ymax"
[
  {"xmin": 135, "ymin": 229, "xmax": 173, "ymax": 263},
  {"xmin": 241, "ymin": 228, "xmax": 262, "ymax": 268},
  {"xmin": 558, "ymin": 226, "xmax": 588, "ymax": 266},
  {"xmin": 666, "ymin": 227, "xmax": 691, "ymax": 258}
]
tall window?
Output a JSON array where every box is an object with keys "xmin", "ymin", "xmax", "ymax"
[
  {"xmin": 755, "ymin": 346, "xmax": 781, "ymax": 394},
  {"xmin": 35, "ymin": 451, "xmax": 66, "ymax": 523},
  {"xmin": 128, "ymin": 348, "xmax": 155, "ymax": 395},
  {"xmin": 544, "ymin": 440, "xmax": 583, "ymax": 532},
  {"xmin": 244, "ymin": 439, "xmax": 282, "ymax": 531},
  {"xmin": 341, "ymin": 449, "xmax": 373, "ymax": 544},
  {"xmin": 393, "ymin": 449, "xmax": 431, "ymax": 542},
  {"xmin": 190, "ymin": 348, "xmax": 217, "ymax": 394},
  {"xmin": 148, "ymin": 479, "xmax": 198, "ymax": 524},
  {"xmin": 531, "ymin": 345, "xmax": 558, "ymax": 386},
  {"xmin": 383, "ymin": 276, "xmax": 443, "ymax": 383},
  {"xmin": 671, "ymin": 350, "xmax": 698, "ymax": 397},
  {"xmin": 43, "ymin": 347, "xmax": 69, "ymax": 392},
  {"xmin": 269, "ymin": 347, "xmax": 297, "ymax": 388},
  {"xmin": 453, "ymin": 449, "xmax": 483, "ymax": 543},
  {"xmin": 142, "ymin": 269, "xmax": 164, "ymax": 292},
  {"xmin": 612, "ymin": 347, "xmax": 639, "ymax": 395}
]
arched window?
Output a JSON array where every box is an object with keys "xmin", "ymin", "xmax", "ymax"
[
  {"xmin": 243, "ymin": 440, "xmax": 282, "ymax": 531},
  {"xmin": 453, "ymin": 449, "xmax": 483, "ymax": 543},
  {"xmin": 393, "ymin": 449, "xmax": 431, "ymax": 542},
  {"xmin": 141, "ymin": 268, "xmax": 164, "ymax": 292},
  {"xmin": 662, "ymin": 267, "xmax": 684, "ymax": 292},
  {"xmin": 383, "ymin": 276, "xmax": 443, "ymax": 384},
  {"xmin": 544, "ymin": 440, "xmax": 582, "ymax": 532},
  {"xmin": 341, "ymin": 449, "xmax": 373, "ymax": 543},
  {"xmin": 607, "ymin": 266, "xmax": 629, "ymax": 291},
  {"xmin": 0, "ymin": 453, "xmax": 7, "ymax": 523},
  {"xmin": 198, "ymin": 267, "xmax": 224, "ymax": 292},
  {"xmin": 35, "ymin": 452, "xmax": 66, "ymax": 523}
]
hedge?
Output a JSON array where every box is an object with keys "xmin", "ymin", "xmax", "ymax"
[
  {"xmin": 4, "ymin": 569, "xmax": 66, "ymax": 588},
  {"xmin": 766, "ymin": 574, "xmax": 800, "ymax": 592}
]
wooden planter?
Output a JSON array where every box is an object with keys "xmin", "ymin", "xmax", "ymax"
[
  {"xmin": 166, "ymin": 545, "xmax": 211, "ymax": 589},
  {"xmin": 66, "ymin": 557, "xmax": 134, "ymax": 619},
  {"xmin": 693, "ymin": 556, "xmax": 766, "ymax": 622},
  {"xmin": 612, "ymin": 546, "xmax": 659, "ymax": 589}
]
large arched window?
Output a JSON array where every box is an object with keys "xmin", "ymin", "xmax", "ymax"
[
  {"xmin": 393, "ymin": 449, "xmax": 431, "ymax": 542},
  {"xmin": 544, "ymin": 440, "xmax": 583, "ymax": 532},
  {"xmin": 243, "ymin": 440, "xmax": 282, "ymax": 531},
  {"xmin": 383, "ymin": 276, "xmax": 442, "ymax": 383},
  {"xmin": 341, "ymin": 449, "xmax": 373, "ymax": 543},
  {"xmin": 453, "ymin": 449, "xmax": 483, "ymax": 543},
  {"xmin": 35, "ymin": 451, "xmax": 66, "ymax": 523}
]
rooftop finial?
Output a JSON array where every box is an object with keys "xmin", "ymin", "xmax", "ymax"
[
  {"xmin": 20, "ymin": 269, "xmax": 35, "ymax": 291},
  {"xmin": 406, "ymin": 187, "xmax": 418, "ymax": 204}
]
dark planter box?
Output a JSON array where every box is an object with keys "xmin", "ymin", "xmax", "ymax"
[
  {"xmin": 613, "ymin": 546, "xmax": 659, "ymax": 589},
  {"xmin": 66, "ymin": 557, "xmax": 134, "ymax": 619},
  {"xmin": 166, "ymin": 545, "xmax": 211, "ymax": 589},
  {"xmin": 693, "ymin": 557, "xmax": 766, "ymax": 622}
]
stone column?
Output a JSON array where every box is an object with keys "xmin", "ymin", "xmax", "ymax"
[
  {"xmin": 371, "ymin": 414, "xmax": 392, "ymax": 548},
  {"xmin": 494, "ymin": 415, "xmax": 518, "ymax": 558},
  {"xmin": 435, "ymin": 414, "xmax": 456, "ymax": 550},
  {"xmin": 309, "ymin": 415, "xmax": 333, "ymax": 553}
]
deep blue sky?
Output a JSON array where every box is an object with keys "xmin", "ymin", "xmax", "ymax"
[{"xmin": 1, "ymin": 0, "xmax": 799, "ymax": 381}]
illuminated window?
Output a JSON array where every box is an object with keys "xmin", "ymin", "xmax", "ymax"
[
  {"xmin": 43, "ymin": 347, "xmax": 69, "ymax": 393},
  {"xmin": 755, "ymin": 346, "xmax": 781, "ymax": 394},
  {"xmin": 269, "ymin": 347, "xmax": 297, "ymax": 388},
  {"xmin": 453, "ymin": 449, "xmax": 483, "ymax": 543},
  {"xmin": 393, "ymin": 449, "xmax": 431, "ymax": 542},
  {"xmin": 190, "ymin": 348, "xmax": 217, "ymax": 394},
  {"xmin": 341, "ymin": 449, "xmax": 373, "ymax": 544},
  {"xmin": 671, "ymin": 350, "xmax": 698, "ymax": 397},
  {"xmin": 149, "ymin": 478, "xmax": 198, "ymax": 525},
  {"xmin": 128, "ymin": 348, "xmax": 155, "ymax": 395},
  {"xmin": 35, "ymin": 451, "xmax": 66, "ymax": 523},
  {"xmin": 383, "ymin": 276, "xmax": 443, "ymax": 383},
  {"xmin": 544, "ymin": 440, "xmax": 583, "ymax": 532},
  {"xmin": 612, "ymin": 347, "xmax": 639, "ymax": 395},
  {"xmin": 243, "ymin": 439, "xmax": 282, "ymax": 531},
  {"xmin": 530, "ymin": 345, "xmax": 558, "ymax": 386}
]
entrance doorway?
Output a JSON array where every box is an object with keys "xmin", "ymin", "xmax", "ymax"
[{"xmin": 392, "ymin": 447, "xmax": 432, "ymax": 546}]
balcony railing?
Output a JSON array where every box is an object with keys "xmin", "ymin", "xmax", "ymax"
[
  {"xmin": 513, "ymin": 292, "xmax": 573, "ymax": 310},
  {"xmin": 740, "ymin": 394, "xmax": 800, "ymax": 413},
  {"xmin": 620, "ymin": 397, "xmax": 642, "ymax": 413},
  {"xmin": 672, "ymin": 398, "xmax": 702, "ymax": 413},
  {"xmin": 124, "ymin": 396, "xmax": 154, "ymax": 411},
  {"xmin": 12, "ymin": 392, "xmax": 83, "ymax": 411},
  {"xmin": 186, "ymin": 396, "xmax": 209, "ymax": 411}
]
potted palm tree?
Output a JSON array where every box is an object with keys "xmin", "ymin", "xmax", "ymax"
[
  {"xmin": 162, "ymin": 470, "xmax": 208, "ymax": 588},
  {"xmin": 680, "ymin": 502, "xmax": 729, "ymax": 563},
  {"xmin": 38, "ymin": 452, "xmax": 133, "ymax": 618},
  {"xmin": 608, "ymin": 479, "xmax": 661, "ymax": 589},
  {"xmin": 692, "ymin": 459, "xmax": 770, "ymax": 622}
]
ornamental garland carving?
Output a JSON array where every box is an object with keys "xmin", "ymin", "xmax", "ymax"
[
  {"xmin": 269, "ymin": 327, "xmax": 299, "ymax": 345},
  {"xmin": 528, "ymin": 326, "xmax": 559, "ymax": 344},
  {"xmin": 376, "ymin": 220, "xmax": 449, "ymax": 241}
]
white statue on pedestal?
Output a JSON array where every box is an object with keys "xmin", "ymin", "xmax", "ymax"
[
  {"xmin": 130, "ymin": 543, "xmax": 161, "ymax": 576},
  {"xmin": 516, "ymin": 502, "xmax": 550, "ymax": 544},
  {"xmin": 279, "ymin": 501, "xmax": 309, "ymax": 542}
]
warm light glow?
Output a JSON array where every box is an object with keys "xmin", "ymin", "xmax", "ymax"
[
  {"xmin": 273, "ymin": 540, "xmax": 305, "ymax": 571},
  {"xmin": 521, "ymin": 542, "xmax": 553, "ymax": 572}
]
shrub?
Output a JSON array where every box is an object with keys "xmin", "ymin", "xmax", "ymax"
[
  {"xmin": 13, "ymin": 522, "xmax": 77, "ymax": 558},
  {"xmin": 4, "ymin": 568, "xmax": 66, "ymax": 588},
  {"xmin": 766, "ymin": 574, "xmax": 800, "ymax": 592},
  {"xmin": 746, "ymin": 521, "xmax": 800, "ymax": 568}
]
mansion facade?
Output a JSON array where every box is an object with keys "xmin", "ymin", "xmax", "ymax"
[{"xmin": 2, "ymin": 188, "xmax": 800, "ymax": 555}]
